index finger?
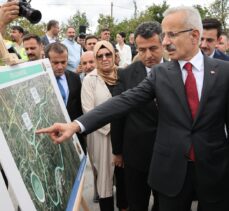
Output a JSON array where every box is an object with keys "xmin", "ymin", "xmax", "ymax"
[{"xmin": 36, "ymin": 126, "xmax": 55, "ymax": 134}]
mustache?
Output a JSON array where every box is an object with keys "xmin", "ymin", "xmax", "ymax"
[{"xmin": 165, "ymin": 44, "xmax": 176, "ymax": 52}]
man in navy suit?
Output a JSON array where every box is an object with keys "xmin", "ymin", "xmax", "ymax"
[
  {"xmin": 200, "ymin": 18, "xmax": 229, "ymax": 61},
  {"xmin": 37, "ymin": 6, "xmax": 229, "ymax": 211}
]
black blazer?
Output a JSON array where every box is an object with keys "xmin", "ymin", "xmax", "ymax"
[
  {"xmin": 111, "ymin": 61, "xmax": 158, "ymax": 172},
  {"xmin": 77, "ymin": 55, "xmax": 229, "ymax": 202},
  {"xmin": 65, "ymin": 70, "xmax": 85, "ymax": 153},
  {"xmin": 65, "ymin": 70, "xmax": 83, "ymax": 120}
]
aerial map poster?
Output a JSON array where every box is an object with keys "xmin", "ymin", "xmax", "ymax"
[{"xmin": 0, "ymin": 59, "xmax": 86, "ymax": 211}]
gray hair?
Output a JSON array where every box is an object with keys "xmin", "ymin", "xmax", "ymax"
[{"xmin": 163, "ymin": 6, "xmax": 203, "ymax": 42}]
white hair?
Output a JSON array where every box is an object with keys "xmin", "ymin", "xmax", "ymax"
[{"xmin": 163, "ymin": 6, "xmax": 203, "ymax": 41}]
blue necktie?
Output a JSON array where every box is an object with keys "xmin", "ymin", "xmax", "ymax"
[{"xmin": 56, "ymin": 77, "xmax": 66, "ymax": 105}]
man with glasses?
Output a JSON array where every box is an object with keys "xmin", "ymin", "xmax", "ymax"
[
  {"xmin": 111, "ymin": 21, "xmax": 163, "ymax": 211},
  {"xmin": 37, "ymin": 6, "xmax": 229, "ymax": 211},
  {"xmin": 200, "ymin": 18, "xmax": 229, "ymax": 61}
]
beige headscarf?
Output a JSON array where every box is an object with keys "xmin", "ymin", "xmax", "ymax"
[{"xmin": 93, "ymin": 40, "xmax": 117, "ymax": 85}]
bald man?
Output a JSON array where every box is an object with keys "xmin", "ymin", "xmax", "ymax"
[{"xmin": 79, "ymin": 51, "xmax": 96, "ymax": 80}]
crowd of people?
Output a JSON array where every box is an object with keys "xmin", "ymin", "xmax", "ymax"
[{"xmin": 2, "ymin": 1, "xmax": 229, "ymax": 211}]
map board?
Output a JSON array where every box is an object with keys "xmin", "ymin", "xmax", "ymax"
[{"xmin": 0, "ymin": 59, "xmax": 86, "ymax": 211}]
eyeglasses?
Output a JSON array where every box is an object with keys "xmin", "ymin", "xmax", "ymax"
[
  {"xmin": 161, "ymin": 29, "xmax": 193, "ymax": 40},
  {"xmin": 96, "ymin": 52, "xmax": 112, "ymax": 60}
]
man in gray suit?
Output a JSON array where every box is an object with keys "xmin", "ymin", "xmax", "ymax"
[{"xmin": 37, "ymin": 6, "xmax": 229, "ymax": 211}]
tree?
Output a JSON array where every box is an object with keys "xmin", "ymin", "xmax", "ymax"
[
  {"xmin": 209, "ymin": 0, "xmax": 229, "ymax": 31},
  {"xmin": 193, "ymin": 5, "xmax": 210, "ymax": 19},
  {"xmin": 96, "ymin": 14, "xmax": 115, "ymax": 40},
  {"xmin": 4, "ymin": 17, "xmax": 46, "ymax": 40},
  {"xmin": 108, "ymin": 1, "xmax": 169, "ymax": 43},
  {"xmin": 143, "ymin": 1, "xmax": 169, "ymax": 23},
  {"xmin": 60, "ymin": 10, "xmax": 89, "ymax": 38}
]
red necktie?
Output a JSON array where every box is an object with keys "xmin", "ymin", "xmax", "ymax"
[{"xmin": 184, "ymin": 62, "xmax": 199, "ymax": 161}]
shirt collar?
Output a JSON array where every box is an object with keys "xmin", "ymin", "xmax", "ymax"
[
  {"xmin": 209, "ymin": 49, "xmax": 215, "ymax": 58},
  {"xmin": 178, "ymin": 50, "xmax": 203, "ymax": 72},
  {"xmin": 56, "ymin": 74, "xmax": 66, "ymax": 80}
]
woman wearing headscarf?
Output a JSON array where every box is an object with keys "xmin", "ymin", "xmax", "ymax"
[{"xmin": 81, "ymin": 40, "xmax": 128, "ymax": 211}]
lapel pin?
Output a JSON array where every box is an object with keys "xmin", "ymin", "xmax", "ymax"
[{"xmin": 210, "ymin": 70, "xmax": 215, "ymax": 74}]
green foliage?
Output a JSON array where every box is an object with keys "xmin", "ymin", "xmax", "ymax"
[
  {"xmin": 209, "ymin": 0, "xmax": 229, "ymax": 31},
  {"xmin": 193, "ymin": 4, "xmax": 210, "ymax": 19},
  {"xmin": 142, "ymin": 1, "xmax": 169, "ymax": 23},
  {"xmin": 60, "ymin": 10, "xmax": 89, "ymax": 39},
  {"xmin": 4, "ymin": 17, "xmax": 46, "ymax": 40},
  {"xmin": 105, "ymin": 1, "xmax": 169, "ymax": 43},
  {"xmin": 96, "ymin": 14, "xmax": 115, "ymax": 39}
]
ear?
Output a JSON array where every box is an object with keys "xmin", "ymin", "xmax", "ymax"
[
  {"xmin": 190, "ymin": 29, "xmax": 200, "ymax": 45},
  {"xmin": 217, "ymin": 35, "xmax": 222, "ymax": 44}
]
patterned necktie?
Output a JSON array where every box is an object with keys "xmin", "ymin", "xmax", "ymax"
[
  {"xmin": 184, "ymin": 62, "xmax": 199, "ymax": 161},
  {"xmin": 56, "ymin": 77, "xmax": 66, "ymax": 105}
]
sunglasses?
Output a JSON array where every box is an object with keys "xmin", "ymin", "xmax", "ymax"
[{"xmin": 96, "ymin": 52, "xmax": 112, "ymax": 60}]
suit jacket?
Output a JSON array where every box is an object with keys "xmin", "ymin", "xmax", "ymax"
[
  {"xmin": 77, "ymin": 55, "xmax": 229, "ymax": 202},
  {"xmin": 213, "ymin": 49, "xmax": 229, "ymax": 61},
  {"xmin": 64, "ymin": 70, "xmax": 85, "ymax": 152},
  {"xmin": 65, "ymin": 70, "xmax": 83, "ymax": 120},
  {"xmin": 40, "ymin": 35, "xmax": 50, "ymax": 47},
  {"xmin": 111, "ymin": 61, "xmax": 158, "ymax": 172}
]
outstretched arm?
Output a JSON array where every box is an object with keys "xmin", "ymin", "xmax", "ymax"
[{"xmin": 36, "ymin": 122, "xmax": 81, "ymax": 144}]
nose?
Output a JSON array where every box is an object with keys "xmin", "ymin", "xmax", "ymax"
[
  {"xmin": 200, "ymin": 39, "xmax": 207, "ymax": 48},
  {"xmin": 27, "ymin": 49, "xmax": 32, "ymax": 54},
  {"xmin": 145, "ymin": 48, "xmax": 152, "ymax": 58},
  {"xmin": 86, "ymin": 63, "xmax": 91, "ymax": 69},
  {"xmin": 162, "ymin": 34, "xmax": 171, "ymax": 47},
  {"xmin": 57, "ymin": 63, "xmax": 63, "ymax": 69}
]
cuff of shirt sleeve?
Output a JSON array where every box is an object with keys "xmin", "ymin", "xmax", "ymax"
[{"xmin": 74, "ymin": 120, "xmax": 86, "ymax": 133}]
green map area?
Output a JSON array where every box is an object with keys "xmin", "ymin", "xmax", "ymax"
[{"xmin": 0, "ymin": 73, "xmax": 81, "ymax": 210}]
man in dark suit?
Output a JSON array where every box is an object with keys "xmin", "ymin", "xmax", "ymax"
[
  {"xmin": 111, "ymin": 21, "xmax": 163, "ymax": 211},
  {"xmin": 44, "ymin": 42, "xmax": 85, "ymax": 153},
  {"xmin": 37, "ymin": 6, "xmax": 229, "ymax": 211},
  {"xmin": 40, "ymin": 20, "xmax": 59, "ymax": 47},
  {"xmin": 200, "ymin": 18, "xmax": 229, "ymax": 61}
]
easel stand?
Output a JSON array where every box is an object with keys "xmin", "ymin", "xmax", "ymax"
[
  {"xmin": 74, "ymin": 176, "xmax": 89, "ymax": 211},
  {"xmin": 0, "ymin": 33, "xmax": 22, "ymax": 65}
]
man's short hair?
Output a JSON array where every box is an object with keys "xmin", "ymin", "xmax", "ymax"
[
  {"xmin": 11, "ymin": 25, "xmax": 24, "ymax": 34},
  {"xmin": 47, "ymin": 20, "xmax": 59, "ymax": 31},
  {"xmin": 85, "ymin": 35, "xmax": 98, "ymax": 43},
  {"xmin": 45, "ymin": 42, "xmax": 68, "ymax": 58},
  {"xmin": 202, "ymin": 18, "xmax": 222, "ymax": 38},
  {"xmin": 134, "ymin": 21, "xmax": 162, "ymax": 40},
  {"xmin": 101, "ymin": 28, "xmax": 110, "ymax": 33},
  {"xmin": 22, "ymin": 34, "xmax": 42, "ymax": 44}
]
